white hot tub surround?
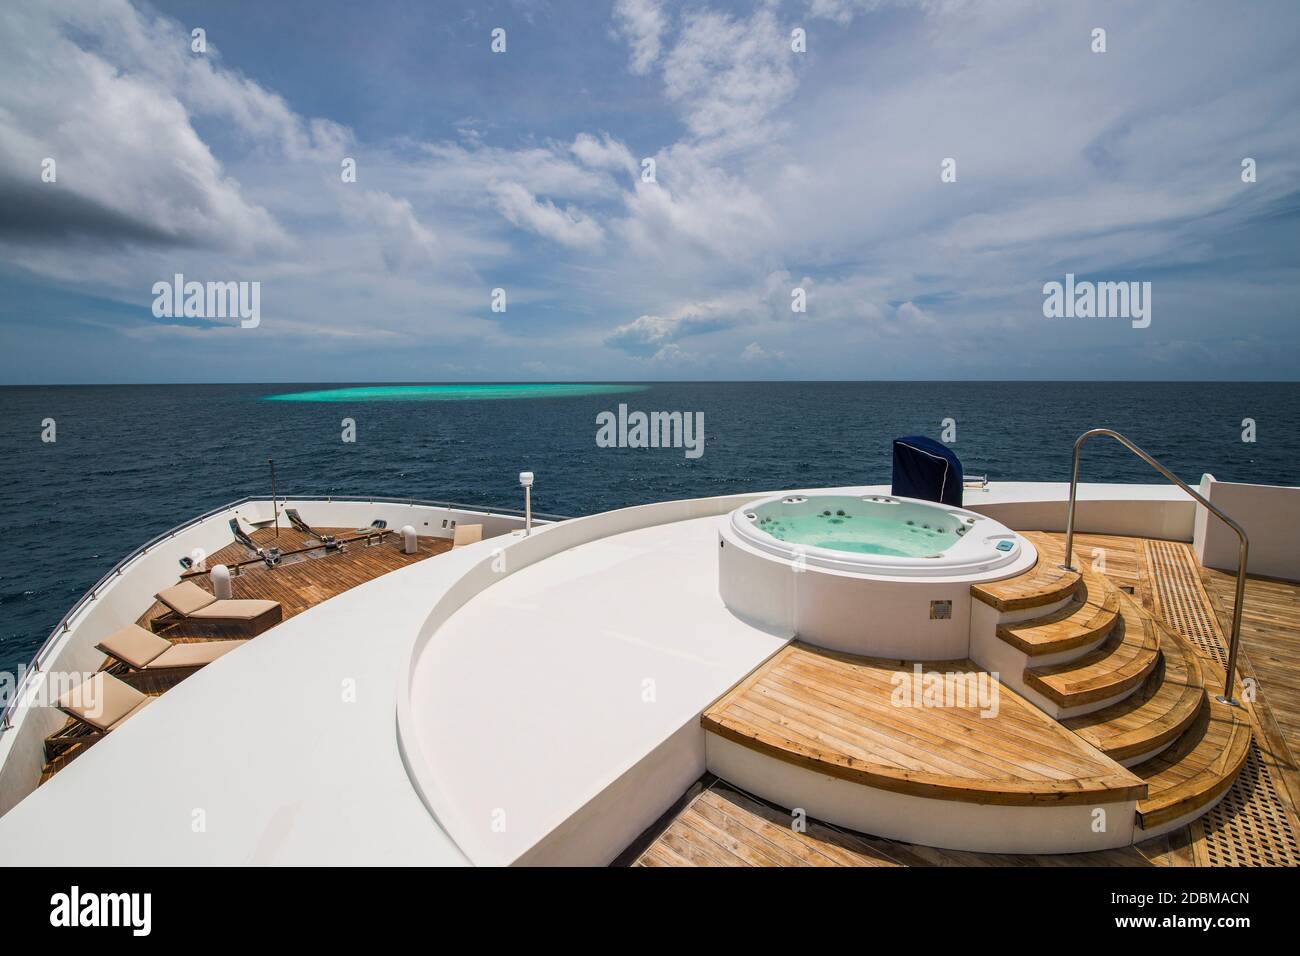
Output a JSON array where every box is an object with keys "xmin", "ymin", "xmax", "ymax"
[{"xmin": 718, "ymin": 491, "xmax": 1037, "ymax": 659}]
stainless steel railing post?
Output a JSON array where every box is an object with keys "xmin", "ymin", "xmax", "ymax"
[
  {"xmin": 1061, "ymin": 433, "xmax": 1085, "ymax": 573},
  {"xmin": 1060, "ymin": 428, "xmax": 1249, "ymax": 706}
]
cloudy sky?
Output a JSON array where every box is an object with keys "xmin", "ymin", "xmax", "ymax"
[{"xmin": 0, "ymin": 0, "xmax": 1297, "ymax": 383}]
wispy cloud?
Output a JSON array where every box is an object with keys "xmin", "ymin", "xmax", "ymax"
[
  {"xmin": 489, "ymin": 181, "xmax": 605, "ymax": 249},
  {"xmin": 612, "ymin": 0, "xmax": 669, "ymax": 75}
]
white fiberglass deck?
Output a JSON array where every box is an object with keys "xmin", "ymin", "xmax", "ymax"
[{"xmin": 404, "ymin": 515, "xmax": 790, "ymax": 866}]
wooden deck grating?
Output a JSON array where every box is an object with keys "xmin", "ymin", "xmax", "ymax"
[
  {"xmin": 39, "ymin": 525, "xmax": 451, "ymax": 781},
  {"xmin": 1148, "ymin": 540, "xmax": 1228, "ymax": 666},
  {"xmin": 1194, "ymin": 741, "xmax": 1300, "ymax": 866}
]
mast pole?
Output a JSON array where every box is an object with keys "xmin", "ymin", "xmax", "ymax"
[{"xmin": 270, "ymin": 458, "xmax": 279, "ymax": 539}]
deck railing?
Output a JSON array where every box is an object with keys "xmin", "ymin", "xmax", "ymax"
[
  {"xmin": 0, "ymin": 495, "xmax": 569, "ymax": 731},
  {"xmin": 1061, "ymin": 428, "xmax": 1249, "ymax": 707}
]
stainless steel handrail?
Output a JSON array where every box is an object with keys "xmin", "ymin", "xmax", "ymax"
[
  {"xmin": 1061, "ymin": 428, "xmax": 1249, "ymax": 707},
  {"xmin": 1, "ymin": 494, "xmax": 571, "ymax": 731}
]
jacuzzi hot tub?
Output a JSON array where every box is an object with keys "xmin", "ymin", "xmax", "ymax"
[{"xmin": 718, "ymin": 491, "xmax": 1037, "ymax": 659}]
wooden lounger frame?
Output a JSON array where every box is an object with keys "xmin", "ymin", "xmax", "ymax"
[
  {"xmin": 149, "ymin": 600, "xmax": 281, "ymax": 635},
  {"xmin": 44, "ymin": 712, "xmax": 114, "ymax": 761},
  {"xmin": 97, "ymin": 648, "xmax": 223, "ymax": 678}
]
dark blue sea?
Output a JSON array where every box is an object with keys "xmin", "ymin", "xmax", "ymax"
[{"xmin": 2, "ymin": 381, "xmax": 1297, "ymax": 678}]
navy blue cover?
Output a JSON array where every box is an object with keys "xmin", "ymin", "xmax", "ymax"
[{"xmin": 891, "ymin": 436, "xmax": 963, "ymax": 507}]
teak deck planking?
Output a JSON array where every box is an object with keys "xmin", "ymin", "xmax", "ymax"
[
  {"xmin": 626, "ymin": 776, "xmax": 1175, "ymax": 868},
  {"xmin": 703, "ymin": 642, "xmax": 1146, "ymax": 806},
  {"xmin": 145, "ymin": 526, "xmax": 451, "ymax": 639},
  {"xmin": 1201, "ymin": 569, "xmax": 1300, "ymax": 767}
]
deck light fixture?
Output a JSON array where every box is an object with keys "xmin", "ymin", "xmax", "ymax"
[{"xmin": 519, "ymin": 471, "xmax": 534, "ymax": 535}]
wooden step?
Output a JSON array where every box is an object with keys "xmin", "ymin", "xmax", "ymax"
[
  {"xmin": 972, "ymin": 560, "xmax": 1080, "ymax": 612},
  {"xmin": 971, "ymin": 530, "xmax": 1085, "ymax": 612},
  {"xmin": 701, "ymin": 642, "xmax": 1146, "ymax": 807},
  {"xmin": 1023, "ymin": 594, "xmax": 1160, "ymax": 709},
  {"xmin": 1061, "ymin": 625, "xmax": 1206, "ymax": 762},
  {"xmin": 997, "ymin": 567, "xmax": 1120, "ymax": 656},
  {"xmin": 1133, "ymin": 693, "xmax": 1252, "ymax": 832}
]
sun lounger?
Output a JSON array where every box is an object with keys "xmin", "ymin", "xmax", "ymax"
[
  {"xmin": 453, "ymin": 523, "xmax": 483, "ymax": 547},
  {"xmin": 96, "ymin": 623, "xmax": 245, "ymax": 673},
  {"xmin": 150, "ymin": 581, "xmax": 281, "ymax": 633},
  {"xmin": 44, "ymin": 672, "xmax": 153, "ymax": 760}
]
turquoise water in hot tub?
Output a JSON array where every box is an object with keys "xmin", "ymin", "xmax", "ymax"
[{"xmin": 754, "ymin": 509, "xmax": 953, "ymax": 558}]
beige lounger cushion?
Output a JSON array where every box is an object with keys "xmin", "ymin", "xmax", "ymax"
[
  {"xmin": 156, "ymin": 581, "xmax": 218, "ymax": 615},
  {"xmin": 150, "ymin": 639, "xmax": 244, "ymax": 668},
  {"xmin": 155, "ymin": 580, "xmax": 279, "ymax": 622},
  {"xmin": 56, "ymin": 672, "xmax": 152, "ymax": 732},
  {"xmin": 96, "ymin": 624, "xmax": 171, "ymax": 668},
  {"xmin": 96, "ymin": 624, "xmax": 245, "ymax": 670},
  {"xmin": 453, "ymin": 523, "xmax": 483, "ymax": 547},
  {"xmin": 188, "ymin": 599, "xmax": 279, "ymax": 621}
]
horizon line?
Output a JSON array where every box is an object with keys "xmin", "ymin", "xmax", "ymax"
[{"xmin": 2, "ymin": 378, "xmax": 1298, "ymax": 388}]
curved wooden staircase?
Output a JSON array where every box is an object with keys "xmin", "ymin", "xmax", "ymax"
[
  {"xmin": 1024, "ymin": 596, "xmax": 1160, "ymax": 712},
  {"xmin": 1061, "ymin": 621, "xmax": 1205, "ymax": 764},
  {"xmin": 701, "ymin": 530, "xmax": 1254, "ymax": 852},
  {"xmin": 972, "ymin": 532, "xmax": 1252, "ymax": 840}
]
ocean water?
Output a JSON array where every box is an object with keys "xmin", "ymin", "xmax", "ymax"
[{"xmin": 1, "ymin": 381, "xmax": 1297, "ymax": 677}]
